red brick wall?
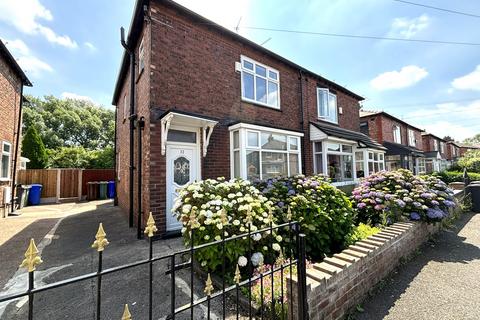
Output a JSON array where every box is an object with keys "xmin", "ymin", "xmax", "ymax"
[
  {"xmin": 0, "ymin": 54, "xmax": 22, "ymax": 216},
  {"xmin": 114, "ymin": 1, "xmax": 364, "ymax": 232},
  {"xmin": 361, "ymin": 113, "xmax": 423, "ymax": 150},
  {"xmin": 422, "ymin": 135, "xmax": 447, "ymax": 158}
]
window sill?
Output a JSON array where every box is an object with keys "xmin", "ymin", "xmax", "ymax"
[
  {"xmin": 0, "ymin": 178, "xmax": 12, "ymax": 182},
  {"xmin": 241, "ymin": 98, "xmax": 281, "ymax": 112},
  {"xmin": 317, "ymin": 117, "xmax": 338, "ymax": 125},
  {"xmin": 331, "ymin": 180, "xmax": 357, "ymax": 187}
]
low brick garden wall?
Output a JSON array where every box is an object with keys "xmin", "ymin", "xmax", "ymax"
[{"xmin": 289, "ymin": 221, "xmax": 441, "ymax": 320}]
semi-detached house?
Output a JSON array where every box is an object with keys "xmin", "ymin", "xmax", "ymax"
[
  {"xmin": 112, "ymin": 0, "xmax": 384, "ymax": 234},
  {"xmin": 421, "ymin": 133, "xmax": 449, "ymax": 173}
]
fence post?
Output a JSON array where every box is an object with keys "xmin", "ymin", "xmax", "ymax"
[
  {"xmin": 297, "ymin": 233, "xmax": 308, "ymax": 320},
  {"xmin": 78, "ymin": 169, "xmax": 83, "ymax": 201},
  {"xmin": 56, "ymin": 169, "xmax": 61, "ymax": 203}
]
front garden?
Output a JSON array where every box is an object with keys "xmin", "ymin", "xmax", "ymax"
[{"xmin": 172, "ymin": 169, "xmax": 459, "ymax": 316}]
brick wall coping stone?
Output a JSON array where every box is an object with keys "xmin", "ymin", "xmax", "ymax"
[{"xmin": 294, "ymin": 221, "xmax": 441, "ymax": 320}]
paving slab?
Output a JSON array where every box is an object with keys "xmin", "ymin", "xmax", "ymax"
[{"xmin": 353, "ymin": 211, "xmax": 480, "ymax": 320}]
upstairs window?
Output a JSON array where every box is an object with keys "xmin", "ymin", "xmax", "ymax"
[
  {"xmin": 123, "ymin": 94, "xmax": 128, "ymax": 120},
  {"xmin": 433, "ymin": 139, "xmax": 438, "ymax": 151},
  {"xmin": 317, "ymin": 88, "xmax": 337, "ymax": 123},
  {"xmin": 408, "ymin": 129, "xmax": 416, "ymax": 147},
  {"xmin": 440, "ymin": 142, "xmax": 445, "ymax": 154},
  {"xmin": 138, "ymin": 37, "xmax": 145, "ymax": 73},
  {"xmin": 1, "ymin": 141, "xmax": 12, "ymax": 179},
  {"xmin": 393, "ymin": 125, "xmax": 401, "ymax": 144},
  {"xmin": 240, "ymin": 56, "xmax": 279, "ymax": 109}
]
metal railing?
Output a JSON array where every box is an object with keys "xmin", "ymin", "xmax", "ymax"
[{"xmin": 0, "ymin": 213, "xmax": 308, "ymax": 319}]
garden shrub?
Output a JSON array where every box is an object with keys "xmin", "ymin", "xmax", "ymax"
[
  {"xmin": 173, "ymin": 178, "xmax": 282, "ymax": 273},
  {"xmin": 352, "ymin": 169, "xmax": 457, "ymax": 225},
  {"xmin": 433, "ymin": 171, "xmax": 480, "ymax": 184},
  {"xmin": 457, "ymin": 150, "xmax": 480, "ymax": 173},
  {"xmin": 345, "ymin": 223, "xmax": 381, "ymax": 246},
  {"xmin": 254, "ymin": 175, "xmax": 355, "ymax": 261}
]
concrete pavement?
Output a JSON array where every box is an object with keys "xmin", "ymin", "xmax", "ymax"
[{"xmin": 354, "ymin": 211, "xmax": 480, "ymax": 320}]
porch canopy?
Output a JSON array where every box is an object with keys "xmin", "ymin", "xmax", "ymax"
[
  {"xmin": 310, "ymin": 121, "xmax": 385, "ymax": 150},
  {"xmin": 383, "ymin": 141, "xmax": 424, "ymax": 157},
  {"xmin": 159, "ymin": 110, "xmax": 218, "ymax": 156}
]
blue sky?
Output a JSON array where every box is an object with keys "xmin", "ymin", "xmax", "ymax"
[{"xmin": 1, "ymin": 0, "xmax": 479, "ymax": 141}]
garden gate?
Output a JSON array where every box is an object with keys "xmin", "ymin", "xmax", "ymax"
[{"xmin": 0, "ymin": 215, "xmax": 308, "ymax": 319}]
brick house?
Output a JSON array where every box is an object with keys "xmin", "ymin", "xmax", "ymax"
[
  {"xmin": 458, "ymin": 144, "xmax": 480, "ymax": 157},
  {"xmin": 112, "ymin": 0, "xmax": 384, "ymax": 234},
  {"xmin": 446, "ymin": 140, "xmax": 461, "ymax": 163},
  {"xmin": 421, "ymin": 133, "xmax": 450, "ymax": 173},
  {"xmin": 0, "ymin": 40, "xmax": 32, "ymax": 217},
  {"xmin": 359, "ymin": 110, "xmax": 425, "ymax": 174}
]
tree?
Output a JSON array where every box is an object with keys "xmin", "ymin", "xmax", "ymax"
[
  {"xmin": 47, "ymin": 146, "xmax": 114, "ymax": 169},
  {"xmin": 22, "ymin": 95, "xmax": 115, "ymax": 150},
  {"xmin": 22, "ymin": 127, "xmax": 48, "ymax": 169},
  {"xmin": 464, "ymin": 133, "xmax": 480, "ymax": 145}
]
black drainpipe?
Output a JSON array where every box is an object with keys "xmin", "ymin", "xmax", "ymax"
[
  {"xmin": 121, "ymin": 27, "xmax": 137, "ymax": 228},
  {"xmin": 137, "ymin": 116, "xmax": 145, "ymax": 239},
  {"xmin": 299, "ymin": 70, "xmax": 306, "ymax": 174},
  {"xmin": 113, "ymin": 104, "xmax": 118, "ymax": 206},
  {"xmin": 10, "ymin": 84, "xmax": 24, "ymax": 213}
]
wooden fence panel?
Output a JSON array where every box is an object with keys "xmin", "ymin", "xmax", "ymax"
[
  {"xmin": 17, "ymin": 169, "xmax": 58, "ymax": 198},
  {"xmin": 81, "ymin": 169, "xmax": 114, "ymax": 196},
  {"xmin": 60, "ymin": 169, "xmax": 80, "ymax": 198}
]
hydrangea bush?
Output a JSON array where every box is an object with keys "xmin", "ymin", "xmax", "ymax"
[
  {"xmin": 173, "ymin": 178, "xmax": 282, "ymax": 272},
  {"xmin": 254, "ymin": 175, "xmax": 355, "ymax": 260},
  {"xmin": 352, "ymin": 169, "xmax": 457, "ymax": 225}
]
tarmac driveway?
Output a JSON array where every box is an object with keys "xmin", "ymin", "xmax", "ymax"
[{"xmin": 0, "ymin": 201, "xmax": 235, "ymax": 319}]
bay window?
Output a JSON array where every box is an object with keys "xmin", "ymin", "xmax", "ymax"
[
  {"xmin": 314, "ymin": 142, "xmax": 354, "ymax": 182},
  {"xmin": 1, "ymin": 141, "xmax": 12, "ymax": 180},
  {"xmin": 317, "ymin": 88, "xmax": 337, "ymax": 123},
  {"xmin": 417, "ymin": 158, "xmax": 426, "ymax": 174},
  {"xmin": 240, "ymin": 56, "xmax": 280, "ymax": 109},
  {"xmin": 230, "ymin": 124, "xmax": 302, "ymax": 180},
  {"xmin": 368, "ymin": 151, "xmax": 385, "ymax": 173}
]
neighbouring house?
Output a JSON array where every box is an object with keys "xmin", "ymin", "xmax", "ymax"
[
  {"xmin": 360, "ymin": 110, "xmax": 425, "ymax": 174},
  {"xmin": 446, "ymin": 140, "xmax": 461, "ymax": 164},
  {"xmin": 112, "ymin": 0, "xmax": 384, "ymax": 234},
  {"xmin": 458, "ymin": 143, "xmax": 480, "ymax": 157},
  {"xmin": 421, "ymin": 133, "xmax": 450, "ymax": 173},
  {"xmin": 0, "ymin": 39, "xmax": 32, "ymax": 217}
]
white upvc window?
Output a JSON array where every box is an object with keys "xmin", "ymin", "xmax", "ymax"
[
  {"xmin": 408, "ymin": 129, "xmax": 416, "ymax": 147},
  {"xmin": 1, "ymin": 141, "xmax": 12, "ymax": 180},
  {"xmin": 417, "ymin": 158, "xmax": 426, "ymax": 174},
  {"xmin": 230, "ymin": 124, "xmax": 302, "ymax": 180},
  {"xmin": 440, "ymin": 142, "xmax": 445, "ymax": 154},
  {"xmin": 355, "ymin": 150, "xmax": 385, "ymax": 178},
  {"xmin": 433, "ymin": 139, "xmax": 438, "ymax": 151},
  {"xmin": 314, "ymin": 141, "xmax": 354, "ymax": 182},
  {"xmin": 240, "ymin": 56, "xmax": 280, "ymax": 109},
  {"xmin": 317, "ymin": 88, "xmax": 338, "ymax": 124},
  {"xmin": 367, "ymin": 151, "xmax": 385, "ymax": 174},
  {"xmin": 138, "ymin": 37, "xmax": 145, "ymax": 73},
  {"xmin": 393, "ymin": 125, "xmax": 401, "ymax": 144}
]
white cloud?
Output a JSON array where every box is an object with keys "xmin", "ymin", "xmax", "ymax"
[
  {"xmin": 451, "ymin": 65, "xmax": 480, "ymax": 91},
  {"xmin": 403, "ymin": 100, "xmax": 480, "ymax": 141},
  {"xmin": 61, "ymin": 92, "xmax": 94, "ymax": 102},
  {"xmin": 370, "ymin": 65, "xmax": 428, "ymax": 90},
  {"xmin": 390, "ymin": 14, "xmax": 430, "ymax": 39},
  {"xmin": 84, "ymin": 42, "xmax": 97, "ymax": 52},
  {"xmin": 2, "ymin": 38, "xmax": 53, "ymax": 77},
  {"xmin": 0, "ymin": 0, "xmax": 77, "ymax": 48}
]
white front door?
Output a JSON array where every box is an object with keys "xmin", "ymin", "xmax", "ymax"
[{"xmin": 166, "ymin": 143, "xmax": 199, "ymax": 231}]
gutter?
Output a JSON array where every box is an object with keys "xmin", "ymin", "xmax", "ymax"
[{"xmin": 121, "ymin": 27, "xmax": 137, "ymax": 228}]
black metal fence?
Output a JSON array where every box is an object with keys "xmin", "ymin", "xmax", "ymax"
[{"xmin": 0, "ymin": 214, "xmax": 308, "ymax": 319}]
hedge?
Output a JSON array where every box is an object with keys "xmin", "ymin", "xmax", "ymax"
[{"xmin": 433, "ymin": 171, "xmax": 480, "ymax": 184}]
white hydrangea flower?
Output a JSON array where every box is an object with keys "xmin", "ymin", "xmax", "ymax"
[
  {"xmin": 228, "ymin": 193, "xmax": 236, "ymax": 199},
  {"xmin": 276, "ymin": 235, "xmax": 283, "ymax": 242},
  {"xmin": 238, "ymin": 256, "xmax": 248, "ymax": 267},
  {"xmin": 272, "ymin": 243, "xmax": 281, "ymax": 251},
  {"xmin": 233, "ymin": 219, "xmax": 240, "ymax": 226},
  {"xmin": 263, "ymin": 246, "xmax": 268, "ymax": 251},
  {"xmin": 251, "ymin": 252, "xmax": 264, "ymax": 267},
  {"xmin": 215, "ymin": 235, "xmax": 221, "ymax": 241},
  {"xmin": 181, "ymin": 227, "xmax": 187, "ymax": 234},
  {"xmin": 182, "ymin": 204, "xmax": 192, "ymax": 214},
  {"xmin": 204, "ymin": 235, "xmax": 210, "ymax": 241},
  {"xmin": 216, "ymin": 223, "xmax": 223, "ymax": 230},
  {"xmin": 252, "ymin": 233, "xmax": 261, "ymax": 241}
]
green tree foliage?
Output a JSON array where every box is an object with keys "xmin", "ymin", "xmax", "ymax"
[
  {"xmin": 48, "ymin": 147, "xmax": 114, "ymax": 169},
  {"xmin": 464, "ymin": 133, "xmax": 480, "ymax": 145},
  {"xmin": 457, "ymin": 150, "xmax": 480, "ymax": 173},
  {"xmin": 22, "ymin": 95, "xmax": 115, "ymax": 150},
  {"xmin": 22, "ymin": 95, "xmax": 115, "ymax": 169},
  {"xmin": 22, "ymin": 127, "xmax": 48, "ymax": 169}
]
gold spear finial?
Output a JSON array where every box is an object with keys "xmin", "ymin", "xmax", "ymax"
[
  {"xmin": 92, "ymin": 223, "xmax": 109, "ymax": 252},
  {"xmin": 20, "ymin": 238, "xmax": 43, "ymax": 272},
  {"xmin": 204, "ymin": 273, "xmax": 214, "ymax": 296},
  {"xmin": 233, "ymin": 264, "xmax": 241, "ymax": 285},
  {"xmin": 144, "ymin": 212, "xmax": 158, "ymax": 238},
  {"xmin": 121, "ymin": 304, "xmax": 132, "ymax": 320},
  {"xmin": 286, "ymin": 206, "xmax": 292, "ymax": 221}
]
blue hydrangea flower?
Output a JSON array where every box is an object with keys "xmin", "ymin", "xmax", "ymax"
[{"xmin": 410, "ymin": 212, "xmax": 421, "ymax": 221}]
